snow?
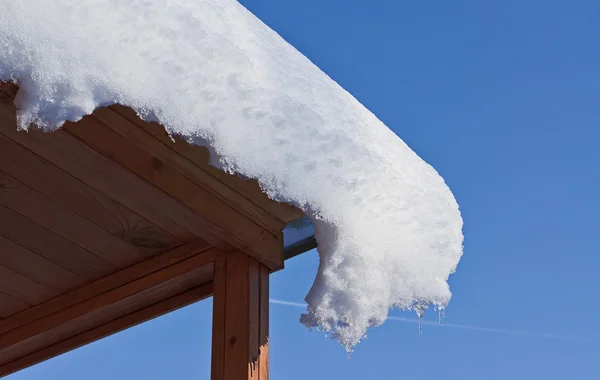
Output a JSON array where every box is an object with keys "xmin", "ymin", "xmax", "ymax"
[{"xmin": 0, "ymin": 0, "xmax": 464, "ymax": 350}]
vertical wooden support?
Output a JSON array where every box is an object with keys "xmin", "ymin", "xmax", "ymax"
[
  {"xmin": 211, "ymin": 251, "xmax": 270, "ymax": 380},
  {"xmin": 258, "ymin": 265, "xmax": 269, "ymax": 380}
]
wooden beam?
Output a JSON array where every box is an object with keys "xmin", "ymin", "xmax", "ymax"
[
  {"xmin": 0, "ymin": 85, "xmax": 199, "ymax": 245},
  {"xmin": 108, "ymin": 105, "xmax": 303, "ymax": 226},
  {"xmin": 0, "ymin": 283, "xmax": 213, "ymax": 377},
  {"xmin": 62, "ymin": 114, "xmax": 283, "ymax": 269},
  {"xmin": 0, "ymin": 239, "xmax": 211, "ymax": 336},
  {"xmin": 0, "ymin": 262, "xmax": 214, "ymax": 365},
  {"xmin": 0, "ymin": 82, "xmax": 288, "ymax": 270},
  {"xmin": 211, "ymin": 252, "xmax": 270, "ymax": 380},
  {"xmin": 258, "ymin": 265, "xmax": 269, "ymax": 380},
  {"xmin": 0, "ymin": 240, "xmax": 215, "ymax": 375},
  {"xmin": 91, "ymin": 107, "xmax": 287, "ymax": 236}
]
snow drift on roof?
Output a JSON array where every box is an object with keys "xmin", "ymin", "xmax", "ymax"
[{"xmin": 0, "ymin": 0, "xmax": 464, "ymax": 350}]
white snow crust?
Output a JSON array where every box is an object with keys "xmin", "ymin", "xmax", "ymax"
[{"xmin": 0, "ymin": 0, "xmax": 464, "ymax": 350}]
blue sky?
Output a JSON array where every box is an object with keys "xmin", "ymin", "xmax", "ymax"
[{"xmin": 9, "ymin": 1, "xmax": 600, "ymax": 379}]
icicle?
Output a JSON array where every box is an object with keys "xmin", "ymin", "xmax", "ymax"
[
  {"xmin": 439, "ymin": 308, "xmax": 445, "ymax": 325},
  {"xmin": 414, "ymin": 303, "xmax": 426, "ymax": 335}
]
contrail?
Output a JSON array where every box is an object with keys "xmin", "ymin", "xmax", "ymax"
[
  {"xmin": 269, "ymin": 299, "xmax": 593, "ymax": 342},
  {"xmin": 269, "ymin": 300, "xmax": 307, "ymax": 308}
]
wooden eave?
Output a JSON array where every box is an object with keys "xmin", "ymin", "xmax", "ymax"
[{"xmin": 0, "ymin": 81, "xmax": 305, "ymax": 377}]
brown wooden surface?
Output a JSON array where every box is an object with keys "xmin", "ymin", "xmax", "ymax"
[
  {"xmin": 0, "ymin": 241, "xmax": 215, "ymax": 377},
  {"xmin": 211, "ymin": 255, "xmax": 227, "ymax": 380},
  {"xmin": 0, "ymin": 235, "xmax": 85, "ymax": 291},
  {"xmin": 0, "ymin": 284, "xmax": 213, "ymax": 377},
  {"xmin": 0, "ymin": 262, "xmax": 214, "ymax": 366},
  {"xmin": 0, "ymin": 170, "xmax": 152, "ymax": 267},
  {"xmin": 0, "ymin": 292, "xmax": 28, "ymax": 319},
  {"xmin": 0, "ymin": 239, "xmax": 211, "ymax": 337},
  {"xmin": 0, "ymin": 81, "xmax": 300, "ymax": 377},
  {"xmin": 212, "ymin": 252, "xmax": 269, "ymax": 380},
  {"xmin": 91, "ymin": 107, "xmax": 288, "ymax": 236},
  {"xmin": 0, "ymin": 81, "xmax": 295, "ymax": 270},
  {"xmin": 0, "ymin": 134, "xmax": 181, "ymax": 249},
  {"xmin": 0, "ymin": 94, "xmax": 201, "ymax": 244},
  {"xmin": 109, "ymin": 105, "xmax": 303, "ymax": 228},
  {"xmin": 258, "ymin": 265, "xmax": 270, "ymax": 380},
  {"xmin": 0, "ymin": 203, "xmax": 116, "ymax": 279},
  {"xmin": 64, "ymin": 113, "xmax": 283, "ymax": 268},
  {"xmin": 0, "ymin": 265, "xmax": 58, "ymax": 306}
]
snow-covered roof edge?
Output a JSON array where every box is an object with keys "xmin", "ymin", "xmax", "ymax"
[{"xmin": 0, "ymin": 0, "xmax": 464, "ymax": 350}]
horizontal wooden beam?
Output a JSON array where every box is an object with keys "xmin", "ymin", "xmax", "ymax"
[
  {"xmin": 0, "ymin": 239, "xmax": 216, "ymax": 375},
  {"xmin": 0, "ymin": 239, "xmax": 211, "ymax": 336},
  {"xmin": 0, "ymin": 283, "xmax": 213, "ymax": 377},
  {"xmin": 0, "ymin": 262, "xmax": 214, "ymax": 364}
]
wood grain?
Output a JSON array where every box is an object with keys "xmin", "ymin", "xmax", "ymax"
[
  {"xmin": 92, "ymin": 107, "xmax": 286, "ymax": 235},
  {"xmin": 258, "ymin": 265, "xmax": 270, "ymax": 380},
  {"xmin": 0, "ymin": 134, "xmax": 180, "ymax": 250},
  {"xmin": 223, "ymin": 252, "xmax": 252, "ymax": 380},
  {"xmin": 0, "ymin": 91, "xmax": 199, "ymax": 244},
  {"xmin": 0, "ymin": 265, "xmax": 57, "ymax": 306},
  {"xmin": 0, "ymin": 249, "xmax": 215, "ymax": 361},
  {"xmin": 0, "ymin": 283, "xmax": 212, "ymax": 377},
  {"xmin": 211, "ymin": 254, "xmax": 227, "ymax": 380},
  {"xmin": 111, "ymin": 105, "xmax": 303, "ymax": 226},
  {"xmin": 212, "ymin": 252, "xmax": 268, "ymax": 380},
  {"xmin": 0, "ymin": 204, "xmax": 116, "ymax": 278},
  {"xmin": 0, "ymin": 262, "xmax": 214, "ymax": 365},
  {"xmin": 64, "ymin": 112, "xmax": 283, "ymax": 268},
  {"xmin": 0, "ymin": 239, "xmax": 210, "ymax": 336},
  {"xmin": 0, "ymin": 170, "xmax": 151, "ymax": 267},
  {"xmin": 0, "ymin": 236, "xmax": 84, "ymax": 291},
  {"xmin": 0, "ymin": 83, "xmax": 290, "ymax": 269},
  {"xmin": 0, "ymin": 292, "xmax": 28, "ymax": 319}
]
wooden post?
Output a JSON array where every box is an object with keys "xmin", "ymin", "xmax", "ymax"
[{"xmin": 211, "ymin": 251, "xmax": 269, "ymax": 380}]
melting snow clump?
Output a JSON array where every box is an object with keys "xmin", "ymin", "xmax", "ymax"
[{"xmin": 0, "ymin": 0, "xmax": 464, "ymax": 350}]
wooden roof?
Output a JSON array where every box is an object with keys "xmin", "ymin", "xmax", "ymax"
[{"xmin": 0, "ymin": 82, "xmax": 304, "ymax": 376}]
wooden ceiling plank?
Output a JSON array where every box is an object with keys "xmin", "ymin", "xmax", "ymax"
[
  {"xmin": 63, "ymin": 114, "xmax": 283, "ymax": 269},
  {"xmin": 0, "ymin": 204, "xmax": 116, "ymax": 279},
  {"xmin": 92, "ymin": 107, "xmax": 286, "ymax": 235},
  {"xmin": 0, "ymin": 134, "xmax": 181, "ymax": 251},
  {"xmin": 0, "ymin": 262, "xmax": 214, "ymax": 365},
  {"xmin": 0, "ymin": 283, "xmax": 212, "ymax": 378},
  {"xmin": 111, "ymin": 105, "xmax": 303, "ymax": 224},
  {"xmin": 0, "ymin": 170, "xmax": 152, "ymax": 267},
  {"xmin": 0, "ymin": 84, "xmax": 283, "ymax": 268},
  {"xmin": 0, "ymin": 292, "xmax": 29, "ymax": 319},
  {"xmin": 0, "ymin": 92, "xmax": 198, "ymax": 244},
  {"xmin": 0, "ymin": 265, "xmax": 58, "ymax": 306},
  {"xmin": 0, "ymin": 250, "xmax": 216, "ymax": 351},
  {"xmin": 0, "ymin": 239, "xmax": 211, "ymax": 336},
  {"xmin": 0, "ymin": 236, "xmax": 85, "ymax": 291}
]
